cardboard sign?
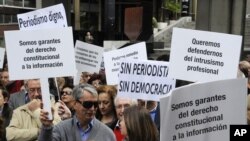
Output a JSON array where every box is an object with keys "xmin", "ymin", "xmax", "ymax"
[
  {"xmin": 18, "ymin": 3, "xmax": 67, "ymax": 30},
  {"xmin": 160, "ymin": 78, "xmax": 247, "ymax": 141},
  {"xmin": 0, "ymin": 48, "xmax": 5, "ymax": 69},
  {"xmin": 75, "ymin": 40, "xmax": 104, "ymax": 73},
  {"xmin": 103, "ymin": 42, "xmax": 147, "ymax": 85},
  {"xmin": 4, "ymin": 27, "xmax": 76, "ymax": 80},
  {"xmin": 118, "ymin": 59, "xmax": 175, "ymax": 101},
  {"xmin": 169, "ymin": 28, "xmax": 242, "ymax": 82}
]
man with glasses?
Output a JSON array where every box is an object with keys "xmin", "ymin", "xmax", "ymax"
[
  {"xmin": 8, "ymin": 79, "xmax": 42, "ymax": 110},
  {"xmin": 39, "ymin": 83, "xmax": 116, "ymax": 141},
  {"xmin": 6, "ymin": 79, "xmax": 61, "ymax": 141},
  {"xmin": 113, "ymin": 96, "xmax": 137, "ymax": 141}
]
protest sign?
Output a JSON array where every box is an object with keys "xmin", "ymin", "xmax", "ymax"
[
  {"xmin": 103, "ymin": 42, "xmax": 147, "ymax": 85},
  {"xmin": 18, "ymin": 3, "xmax": 67, "ymax": 30},
  {"xmin": 169, "ymin": 28, "xmax": 242, "ymax": 82},
  {"xmin": 4, "ymin": 27, "xmax": 76, "ymax": 80},
  {"xmin": 74, "ymin": 40, "xmax": 104, "ymax": 85},
  {"xmin": 0, "ymin": 48, "xmax": 5, "ymax": 69},
  {"xmin": 118, "ymin": 59, "xmax": 175, "ymax": 101},
  {"xmin": 16, "ymin": 3, "xmax": 69, "ymax": 120},
  {"xmin": 75, "ymin": 40, "xmax": 104, "ymax": 73},
  {"xmin": 160, "ymin": 78, "xmax": 247, "ymax": 141}
]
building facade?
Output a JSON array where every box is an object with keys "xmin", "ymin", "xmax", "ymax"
[{"xmin": 0, "ymin": 0, "xmax": 41, "ymax": 46}]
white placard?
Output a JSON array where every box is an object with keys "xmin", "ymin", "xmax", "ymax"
[
  {"xmin": 118, "ymin": 59, "xmax": 175, "ymax": 101},
  {"xmin": 103, "ymin": 42, "xmax": 147, "ymax": 85},
  {"xmin": 160, "ymin": 78, "xmax": 247, "ymax": 141},
  {"xmin": 169, "ymin": 28, "xmax": 242, "ymax": 82},
  {"xmin": 17, "ymin": 3, "xmax": 67, "ymax": 30},
  {"xmin": 0, "ymin": 48, "xmax": 5, "ymax": 69},
  {"xmin": 4, "ymin": 27, "xmax": 76, "ymax": 80},
  {"xmin": 75, "ymin": 40, "xmax": 104, "ymax": 73}
]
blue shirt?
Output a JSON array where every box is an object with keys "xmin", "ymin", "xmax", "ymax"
[
  {"xmin": 76, "ymin": 118, "xmax": 94, "ymax": 141},
  {"xmin": 150, "ymin": 105, "xmax": 158, "ymax": 121}
]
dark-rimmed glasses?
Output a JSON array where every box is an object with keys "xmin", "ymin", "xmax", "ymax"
[{"xmin": 28, "ymin": 88, "xmax": 41, "ymax": 94}]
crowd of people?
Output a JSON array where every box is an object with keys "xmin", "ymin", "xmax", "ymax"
[
  {"xmin": 0, "ymin": 55, "xmax": 162, "ymax": 141},
  {"xmin": 0, "ymin": 53, "xmax": 250, "ymax": 141}
]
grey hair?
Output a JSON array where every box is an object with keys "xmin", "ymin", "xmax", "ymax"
[
  {"xmin": 114, "ymin": 96, "xmax": 138, "ymax": 107},
  {"xmin": 72, "ymin": 83, "xmax": 98, "ymax": 100}
]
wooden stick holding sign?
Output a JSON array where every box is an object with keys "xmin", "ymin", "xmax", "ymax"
[
  {"xmin": 41, "ymin": 78, "xmax": 53, "ymax": 120},
  {"xmin": 0, "ymin": 48, "xmax": 5, "ymax": 69},
  {"xmin": 54, "ymin": 77, "xmax": 60, "ymax": 101}
]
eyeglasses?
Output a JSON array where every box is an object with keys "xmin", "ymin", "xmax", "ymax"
[
  {"xmin": 28, "ymin": 88, "xmax": 41, "ymax": 94},
  {"xmin": 61, "ymin": 91, "xmax": 72, "ymax": 95},
  {"xmin": 77, "ymin": 100, "xmax": 98, "ymax": 109}
]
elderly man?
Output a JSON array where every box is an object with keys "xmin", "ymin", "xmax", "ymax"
[
  {"xmin": 8, "ymin": 79, "xmax": 39, "ymax": 110},
  {"xmin": 39, "ymin": 84, "xmax": 116, "ymax": 141},
  {"xmin": 113, "ymin": 96, "xmax": 137, "ymax": 141},
  {"xmin": 6, "ymin": 79, "xmax": 60, "ymax": 141}
]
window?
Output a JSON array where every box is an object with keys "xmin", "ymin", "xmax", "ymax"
[
  {"xmin": 0, "ymin": 37, "xmax": 5, "ymax": 47},
  {"xmin": 0, "ymin": 14, "xmax": 18, "ymax": 24},
  {"xmin": 5, "ymin": 0, "xmax": 14, "ymax": 5},
  {"xmin": 13, "ymin": 0, "xmax": 22, "ymax": 7},
  {"xmin": 24, "ymin": 0, "xmax": 36, "ymax": 8},
  {"xmin": 4, "ymin": 14, "xmax": 11, "ymax": 23},
  {"xmin": 0, "ymin": 14, "xmax": 4, "ymax": 23},
  {"xmin": 2, "ymin": 0, "xmax": 36, "ymax": 8}
]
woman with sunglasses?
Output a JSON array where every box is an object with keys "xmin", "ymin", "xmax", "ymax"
[
  {"xmin": 39, "ymin": 83, "xmax": 116, "ymax": 141},
  {"xmin": 60, "ymin": 84, "xmax": 74, "ymax": 113}
]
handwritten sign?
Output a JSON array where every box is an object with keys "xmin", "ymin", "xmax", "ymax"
[
  {"xmin": 75, "ymin": 40, "xmax": 104, "ymax": 73},
  {"xmin": 18, "ymin": 3, "xmax": 67, "ymax": 30},
  {"xmin": 103, "ymin": 42, "xmax": 147, "ymax": 85}
]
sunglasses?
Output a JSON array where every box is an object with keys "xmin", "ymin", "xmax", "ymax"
[
  {"xmin": 77, "ymin": 100, "xmax": 98, "ymax": 109},
  {"xmin": 61, "ymin": 91, "xmax": 72, "ymax": 95}
]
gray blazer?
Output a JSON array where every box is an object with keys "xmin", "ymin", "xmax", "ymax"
[
  {"xmin": 38, "ymin": 117, "xmax": 116, "ymax": 141},
  {"xmin": 8, "ymin": 90, "xmax": 27, "ymax": 110}
]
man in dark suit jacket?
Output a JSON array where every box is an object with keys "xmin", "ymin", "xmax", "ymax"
[
  {"xmin": 147, "ymin": 101, "xmax": 160, "ymax": 132},
  {"xmin": 8, "ymin": 90, "xmax": 27, "ymax": 110}
]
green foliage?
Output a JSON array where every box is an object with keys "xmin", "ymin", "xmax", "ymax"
[
  {"xmin": 163, "ymin": 0, "xmax": 181, "ymax": 13},
  {"xmin": 152, "ymin": 17, "xmax": 158, "ymax": 28}
]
